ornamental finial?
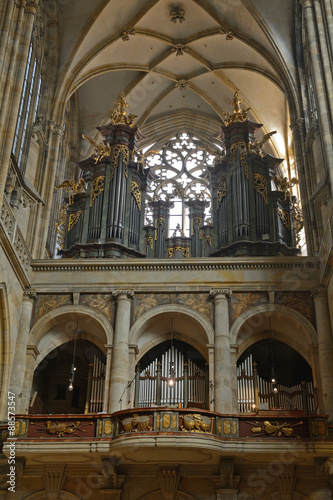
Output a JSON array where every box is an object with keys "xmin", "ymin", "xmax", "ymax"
[
  {"xmin": 109, "ymin": 91, "xmax": 137, "ymax": 127},
  {"xmin": 223, "ymin": 91, "xmax": 250, "ymax": 125}
]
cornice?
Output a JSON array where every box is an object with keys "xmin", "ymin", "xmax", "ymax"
[{"xmin": 31, "ymin": 257, "xmax": 319, "ymax": 273}]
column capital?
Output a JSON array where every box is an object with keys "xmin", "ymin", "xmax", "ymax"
[
  {"xmin": 209, "ymin": 289, "xmax": 232, "ymax": 300},
  {"xmin": 299, "ymin": 0, "xmax": 313, "ymax": 8},
  {"xmin": 112, "ymin": 290, "xmax": 134, "ymax": 299},
  {"xmin": 23, "ymin": 288, "xmax": 37, "ymax": 301},
  {"xmin": 312, "ymin": 287, "xmax": 327, "ymax": 300}
]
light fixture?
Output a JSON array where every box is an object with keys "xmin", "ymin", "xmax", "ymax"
[{"xmin": 68, "ymin": 320, "xmax": 78, "ymax": 392}]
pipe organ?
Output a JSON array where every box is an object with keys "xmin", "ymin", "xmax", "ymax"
[
  {"xmin": 55, "ymin": 92, "xmax": 302, "ymax": 258},
  {"xmin": 237, "ymin": 354, "xmax": 316, "ymax": 414},
  {"xmin": 135, "ymin": 346, "xmax": 207, "ymax": 409}
]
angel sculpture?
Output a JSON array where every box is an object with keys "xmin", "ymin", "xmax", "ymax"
[
  {"xmin": 273, "ymin": 175, "xmax": 299, "ymax": 201},
  {"xmin": 249, "ymin": 130, "xmax": 277, "ymax": 158},
  {"xmin": 133, "ymin": 149, "xmax": 160, "ymax": 173},
  {"xmin": 55, "ymin": 178, "xmax": 86, "ymax": 205},
  {"xmin": 82, "ymin": 134, "xmax": 111, "ymax": 164}
]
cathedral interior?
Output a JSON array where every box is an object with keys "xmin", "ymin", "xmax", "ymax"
[{"xmin": 1, "ymin": 0, "xmax": 333, "ymax": 498}]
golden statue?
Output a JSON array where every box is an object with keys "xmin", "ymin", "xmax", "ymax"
[
  {"xmin": 224, "ymin": 91, "xmax": 250, "ymax": 125},
  {"xmin": 109, "ymin": 91, "xmax": 137, "ymax": 127},
  {"xmin": 82, "ymin": 134, "xmax": 111, "ymax": 164},
  {"xmin": 273, "ymin": 175, "xmax": 299, "ymax": 200},
  {"xmin": 55, "ymin": 178, "xmax": 86, "ymax": 205},
  {"xmin": 249, "ymin": 130, "xmax": 277, "ymax": 158}
]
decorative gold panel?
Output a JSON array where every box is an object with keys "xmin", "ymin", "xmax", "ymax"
[
  {"xmin": 277, "ymin": 207, "xmax": 291, "ymax": 229},
  {"xmin": 146, "ymin": 235, "xmax": 154, "ymax": 251},
  {"xmin": 104, "ymin": 420, "xmax": 112, "ymax": 435},
  {"xmin": 223, "ymin": 420, "xmax": 231, "ymax": 435},
  {"xmin": 253, "ymin": 173, "xmax": 268, "ymax": 204},
  {"xmin": 191, "ymin": 217, "xmax": 203, "ymax": 239},
  {"xmin": 131, "ymin": 180, "xmax": 141, "ymax": 211},
  {"xmin": 217, "ymin": 178, "xmax": 227, "ymax": 208},
  {"xmin": 68, "ymin": 209, "xmax": 82, "ymax": 231},
  {"xmin": 90, "ymin": 175, "xmax": 105, "ymax": 207},
  {"xmin": 155, "ymin": 217, "xmax": 166, "ymax": 240},
  {"xmin": 168, "ymin": 246, "xmax": 190, "ymax": 258},
  {"xmin": 110, "ymin": 145, "xmax": 130, "ymax": 180}
]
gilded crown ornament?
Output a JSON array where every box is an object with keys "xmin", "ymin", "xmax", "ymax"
[
  {"xmin": 223, "ymin": 91, "xmax": 250, "ymax": 125},
  {"xmin": 109, "ymin": 91, "xmax": 137, "ymax": 127}
]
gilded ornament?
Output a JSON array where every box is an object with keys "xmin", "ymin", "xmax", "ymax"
[
  {"xmin": 182, "ymin": 414, "xmax": 212, "ymax": 433},
  {"xmin": 68, "ymin": 209, "xmax": 82, "ymax": 232},
  {"xmin": 230, "ymin": 142, "xmax": 248, "ymax": 177},
  {"xmin": 14, "ymin": 421, "xmax": 20, "ymax": 436},
  {"xmin": 292, "ymin": 199, "xmax": 303, "ymax": 248},
  {"xmin": 146, "ymin": 235, "xmax": 154, "ymax": 251},
  {"xmin": 191, "ymin": 217, "xmax": 203, "ymax": 238},
  {"xmin": 155, "ymin": 217, "xmax": 166, "ymax": 240},
  {"xmin": 20, "ymin": 421, "xmax": 26, "ymax": 436},
  {"xmin": 218, "ymin": 420, "xmax": 222, "ymax": 434},
  {"xmin": 45, "ymin": 420, "xmax": 82, "ymax": 437},
  {"xmin": 249, "ymin": 420, "xmax": 303, "ymax": 437},
  {"xmin": 82, "ymin": 135, "xmax": 111, "ymax": 164},
  {"xmin": 131, "ymin": 180, "xmax": 141, "ymax": 211},
  {"xmin": 55, "ymin": 178, "xmax": 86, "ymax": 205},
  {"xmin": 249, "ymin": 131, "xmax": 277, "ymax": 158},
  {"xmin": 54, "ymin": 203, "xmax": 67, "ymax": 250},
  {"xmin": 90, "ymin": 176, "xmax": 105, "ymax": 207},
  {"xmin": 253, "ymin": 173, "xmax": 268, "ymax": 204},
  {"xmin": 110, "ymin": 145, "xmax": 130, "ymax": 180},
  {"xmin": 98, "ymin": 421, "xmax": 103, "ymax": 435},
  {"xmin": 104, "ymin": 420, "xmax": 112, "ymax": 435},
  {"xmin": 204, "ymin": 234, "xmax": 212, "ymax": 248},
  {"xmin": 223, "ymin": 420, "xmax": 231, "ymax": 435},
  {"xmin": 109, "ymin": 92, "xmax": 137, "ymax": 127},
  {"xmin": 168, "ymin": 246, "xmax": 189, "ymax": 258},
  {"xmin": 232, "ymin": 421, "xmax": 237, "ymax": 435},
  {"xmin": 217, "ymin": 179, "xmax": 227, "ymax": 208},
  {"xmin": 273, "ymin": 175, "xmax": 299, "ymax": 201},
  {"xmin": 318, "ymin": 421, "xmax": 326, "ymax": 435},
  {"xmin": 224, "ymin": 91, "xmax": 250, "ymax": 125},
  {"xmin": 277, "ymin": 207, "xmax": 291, "ymax": 230},
  {"xmin": 156, "ymin": 415, "xmax": 160, "ymax": 429},
  {"xmin": 172, "ymin": 414, "xmax": 177, "ymax": 429},
  {"xmin": 163, "ymin": 414, "xmax": 171, "ymax": 428}
]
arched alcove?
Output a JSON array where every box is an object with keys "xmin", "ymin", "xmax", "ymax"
[{"xmin": 31, "ymin": 338, "xmax": 106, "ymax": 414}]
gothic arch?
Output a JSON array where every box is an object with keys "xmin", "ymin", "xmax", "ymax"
[
  {"xmin": 28, "ymin": 305, "xmax": 113, "ymax": 365},
  {"xmin": 230, "ymin": 303, "xmax": 317, "ymax": 364},
  {"xmin": 129, "ymin": 303, "xmax": 214, "ymax": 361}
]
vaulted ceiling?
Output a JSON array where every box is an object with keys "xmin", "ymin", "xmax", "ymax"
[{"xmin": 54, "ymin": 0, "xmax": 297, "ymax": 163}]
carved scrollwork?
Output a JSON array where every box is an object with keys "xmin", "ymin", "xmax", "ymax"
[
  {"xmin": 90, "ymin": 176, "xmax": 105, "ymax": 207},
  {"xmin": 131, "ymin": 180, "xmax": 141, "ymax": 211},
  {"xmin": 217, "ymin": 178, "xmax": 227, "ymax": 208},
  {"xmin": 168, "ymin": 246, "xmax": 190, "ymax": 258},
  {"xmin": 68, "ymin": 210, "xmax": 82, "ymax": 232},
  {"xmin": 110, "ymin": 145, "xmax": 130, "ymax": 180},
  {"xmin": 253, "ymin": 173, "xmax": 268, "ymax": 204},
  {"xmin": 277, "ymin": 207, "xmax": 291, "ymax": 230}
]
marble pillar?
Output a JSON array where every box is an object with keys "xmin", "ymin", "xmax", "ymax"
[
  {"xmin": 109, "ymin": 290, "xmax": 134, "ymax": 413},
  {"xmin": 210, "ymin": 289, "xmax": 233, "ymax": 414},
  {"xmin": 312, "ymin": 288, "xmax": 333, "ymax": 420}
]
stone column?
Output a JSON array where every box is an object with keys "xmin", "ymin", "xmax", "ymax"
[
  {"xmin": 21, "ymin": 345, "xmax": 39, "ymax": 414},
  {"xmin": 207, "ymin": 344, "xmax": 215, "ymax": 411},
  {"xmin": 210, "ymin": 289, "xmax": 233, "ymax": 414},
  {"xmin": 312, "ymin": 288, "xmax": 333, "ymax": 420},
  {"xmin": 109, "ymin": 290, "xmax": 134, "ymax": 413},
  {"xmin": 128, "ymin": 344, "xmax": 138, "ymax": 407},
  {"xmin": 32, "ymin": 121, "xmax": 64, "ymax": 258},
  {"xmin": 301, "ymin": 0, "xmax": 333, "ymax": 189},
  {"xmin": 9, "ymin": 289, "xmax": 36, "ymax": 412},
  {"xmin": 103, "ymin": 344, "xmax": 113, "ymax": 412}
]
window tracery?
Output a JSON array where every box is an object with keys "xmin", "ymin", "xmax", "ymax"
[{"xmin": 143, "ymin": 132, "xmax": 220, "ymax": 236}]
